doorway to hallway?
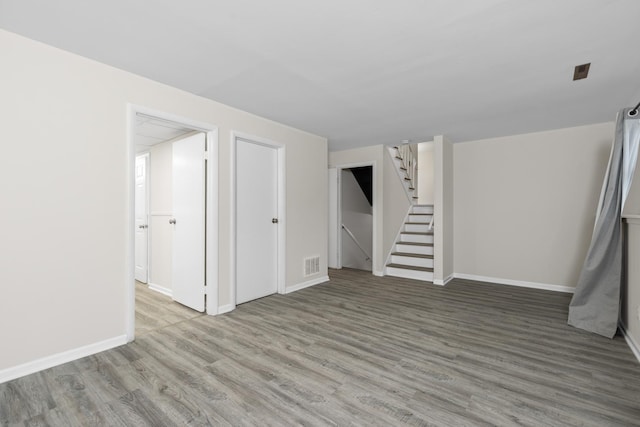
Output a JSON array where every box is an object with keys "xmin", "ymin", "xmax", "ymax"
[
  {"xmin": 135, "ymin": 280, "xmax": 203, "ymax": 337},
  {"xmin": 128, "ymin": 105, "xmax": 219, "ymax": 342}
]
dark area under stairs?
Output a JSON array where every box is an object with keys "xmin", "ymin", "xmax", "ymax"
[{"xmin": 350, "ymin": 166, "xmax": 372, "ymax": 206}]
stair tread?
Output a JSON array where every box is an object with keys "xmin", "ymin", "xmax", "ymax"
[
  {"xmin": 386, "ymin": 263, "xmax": 434, "ymax": 272},
  {"xmin": 409, "ymin": 213, "xmax": 432, "ymax": 216},
  {"xmin": 398, "ymin": 242, "xmax": 433, "ymax": 247},
  {"xmin": 391, "ymin": 252, "xmax": 434, "ymax": 259},
  {"xmin": 401, "ymin": 231, "xmax": 434, "ymax": 235},
  {"xmin": 405, "ymin": 222, "xmax": 432, "ymax": 225}
]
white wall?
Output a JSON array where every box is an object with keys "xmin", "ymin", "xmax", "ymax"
[
  {"xmin": 417, "ymin": 142, "xmax": 435, "ymax": 205},
  {"xmin": 340, "ymin": 170, "xmax": 372, "ymax": 270},
  {"xmin": 434, "ymin": 136, "xmax": 454, "ymax": 284},
  {"xmin": 0, "ymin": 29, "xmax": 327, "ymax": 377},
  {"xmin": 454, "ymin": 122, "xmax": 613, "ymax": 288}
]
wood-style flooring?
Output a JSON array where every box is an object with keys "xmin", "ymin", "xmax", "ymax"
[
  {"xmin": 135, "ymin": 281, "xmax": 203, "ymax": 337},
  {"xmin": 2, "ymin": 269, "xmax": 639, "ymax": 426}
]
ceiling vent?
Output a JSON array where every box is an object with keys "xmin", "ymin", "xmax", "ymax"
[{"xmin": 573, "ymin": 63, "xmax": 591, "ymax": 81}]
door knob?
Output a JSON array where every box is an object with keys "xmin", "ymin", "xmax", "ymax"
[
  {"xmin": 138, "ymin": 224, "xmax": 148, "ymax": 229},
  {"xmin": 169, "ymin": 218, "xmax": 176, "ymax": 225},
  {"xmin": 272, "ymin": 218, "xmax": 278, "ymax": 224}
]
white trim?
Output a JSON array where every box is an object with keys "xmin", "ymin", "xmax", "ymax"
[
  {"xmin": 218, "ymin": 304, "xmax": 235, "ymax": 315},
  {"xmin": 126, "ymin": 104, "xmax": 136, "ymax": 342},
  {"xmin": 205, "ymin": 129, "xmax": 219, "ymax": 315},
  {"xmin": 149, "ymin": 211, "xmax": 173, "ymax": 216},
  {"xmin": 453, "ymin": 273, "xmax": 575, "ymax": 293},
  {"xmin": 385, "ymin": 266, "xmax": 434, "ymax": 282},
  {"xmin": 433, "ymin": 274, "xmax": 454, "ymax": 286},
  {"xmin": 127, "ymin": 104, "xmax": 219, "ymax": 341},
  {"xmin": 231, "ymin": 131, "xmax": 286, "ymax": 308},
  {"xmin": 332, "ymin": 161, "xmax": 378, "ymax": 273},
  {"xmin": 620, "ymin": 322, "xmax": 640, "ymax": 364},
  {"xmin": 229, "ymin": 134, "xmax": 237, "ymax": 309},
  {"xmin": 285, "ymin": 275, "xmax": 329, "ymax": 294},
  {"xmin": 277, "ymin": 145, "xmax": 287, "ymax": 295},
  {"xmin": 148, "ymin": 282, "xmax": 172, "ymax": 297},
  {"xmin": 0, "ymin": 335, "xmax": 127, "ymax": 384},
  {"xmin": 373, "ymin": 270, "xmax": 384, "ymax": 277}
]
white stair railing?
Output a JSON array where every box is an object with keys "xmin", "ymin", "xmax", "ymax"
[
  {"xmin": 396, "ymin": 142, "xmax": 418, "ymax": 195},
  {"xmin": 342, "ymin": 224, "xmax": 371, "ymax": 261}
]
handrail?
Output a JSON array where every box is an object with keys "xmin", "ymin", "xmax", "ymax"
[
  {"xmin": 341, "ymin": 224, "xmax": 371, "ymax": 261},
  {"xmin": 397, "ymin": 143, "xmax": 418, "ymax": 195}
]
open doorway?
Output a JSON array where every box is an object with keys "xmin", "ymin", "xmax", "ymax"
[
  {"xmin": 329, "ymin": 163, "xmax": 375, "ymax": 273},
  {"xmin": 341, "ymin": 167, "xmax": 373, "ymax": 271},
  {"xmin": 127, "ymin": 105, "xmax": 218, "ymax": 342}
]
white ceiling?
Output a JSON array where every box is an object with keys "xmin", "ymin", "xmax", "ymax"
[
  {"xmin": 134, "ymin": 114, "xmax": 196, "ymax": 152},
  {"xmin": 1, "ymin": 0, "xmax": 639, "ymax": 151}
]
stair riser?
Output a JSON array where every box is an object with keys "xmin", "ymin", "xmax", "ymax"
[
  {"xmin": 411, "ymin": 206, "xmax": 433, "ymax": 214},
  {"xmin": 390, "ymin": 255, "xmax": 433, "ymax": 268},
  {"xmin": 396, "ymin": 244, "xmax": 433, "ymax": 255},
  {"xmin": 408, "ymin": 214, "xmax": 432, "ymax": 223},
  {"xmin": 401, "ymin": 233, "xmax": 434, "ymax": 244},
  {"xmin": 404, "ymin": 224, "xmax": 431, "ymax": 233},
  {"xmin": 386, "ymin": 267, "xmax": 433, "ymax": 282}
]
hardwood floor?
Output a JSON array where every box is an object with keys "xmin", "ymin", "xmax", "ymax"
[
  {"xmin": 2, "ymin": 269, "xmax": 639, "ymax": 426},
  {"xmin": 135, "ymin": 281, "xmax": 203, "ymax": 337}
]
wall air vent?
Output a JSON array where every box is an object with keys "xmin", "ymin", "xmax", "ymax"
[
  {"xmin": 573, "ymin": 63, "xmax": 590, "ymax": 80},
  {"xmin": 304, "ymin": 256, "xmax": 320, "ymax": 276}
]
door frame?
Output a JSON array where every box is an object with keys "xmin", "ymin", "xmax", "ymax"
[
  {"xmin": 329, "ymin": 161, "xmax": 378, "ymax": 273},
  {"xmin": 134, "ymin": 152, "xmax": 150, "ymax": 283},
  {"xmin": 126, "ymin": 104, "xmax": 219, "ymax": 342},
  {"xmin": 230, "ymin": 131, "xmax": 286, "ymax": 310}
]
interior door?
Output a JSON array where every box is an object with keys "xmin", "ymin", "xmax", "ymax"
[
  {"xmin": 134, "ymin": 154, "xmax": 149, "ymax": 282},
  {"xmin": 236, "ymin": 139, "xmax": 278, "ymax": 304},
  {"xmin": 172, "ymin": 133, "xmax": 206, "ymax": 312}
]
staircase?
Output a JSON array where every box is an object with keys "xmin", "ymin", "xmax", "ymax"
[
  {"xmin": 390, "ymin": 144, "xmax": 419, "ymax": 203},
  {"xmin": 386, "ymin": 204, "xmax": 434, "ymax": 282}
]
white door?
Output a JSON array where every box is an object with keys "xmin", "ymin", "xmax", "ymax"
[
  {"xmin": 172, "ymin": 133, "xmax": 206, "ymax": 312},
  {"xmin": 236, "ymin": 139, "xmax": 278, "ymax": 304},
  {"xmin": 134, "ymin": 154, "xmax": 149, "ymax": 282}
]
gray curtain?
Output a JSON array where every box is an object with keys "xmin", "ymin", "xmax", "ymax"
[{"xmin": 568, "ymin": 108, "xmax": 640, "ymax": 338}]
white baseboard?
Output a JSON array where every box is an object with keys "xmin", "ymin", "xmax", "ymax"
[
  {"xmin": 433, "ymin": 274, "xmax": 454, "ymax": 286},
  {"xmin": 218, "ymin": 304, "xmax": 235, "ymax": 315},
  {"xmin": 453, "ymin": 273, "xmax": 575, "ymax": 293},
  {"xmin": 373, "ymin": 270, "xmax": 385, "ymax": 277},
  {"xmin": 285, "ymin": 275, "xmax": 329, "ymax": 294},
  {"xmin": 620, "ymin": 322, "xmax": 640, "ymax": 364},
  {"xmin": 0, "ymin": 335, "xmax": 127, "ymax": 384},
  {"xmin": 148, "ymin": 283, "xmax": 172, "ymax": 297}
]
